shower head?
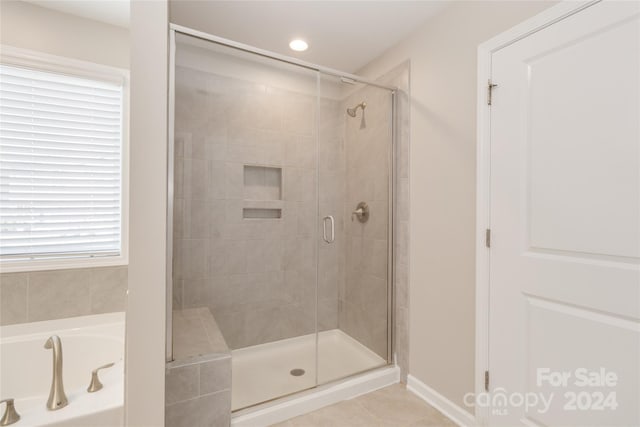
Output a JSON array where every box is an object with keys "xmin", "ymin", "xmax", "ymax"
[{"xmin": 347, "ymin": 102, "xmax": 366, "ymax": 117}]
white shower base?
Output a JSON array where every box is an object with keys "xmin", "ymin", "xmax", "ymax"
[{"xmin": 231, "ymin": 329, "xmax": 386, "ymax": 411}]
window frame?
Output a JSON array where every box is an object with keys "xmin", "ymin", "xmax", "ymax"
[{"xmin": 0, "ymin": 45, "xmax": 129, "ymax": 273}]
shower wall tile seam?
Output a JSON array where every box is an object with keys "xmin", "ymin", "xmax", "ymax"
[
  {"xmin": 167, "ymin": 353, "xmax": 230, "ymax": 369},
  {"xmin": 196, "ymin": 363, "xmax": 202, "ymax": 397},
  {"xmin": 26, "ymin": 273, "xmax": 30, "ymax": 321}
]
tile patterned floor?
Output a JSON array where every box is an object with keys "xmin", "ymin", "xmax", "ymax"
[{"xmin": 271, "ymin": 384, "xmax": 457, "ymax": 427}]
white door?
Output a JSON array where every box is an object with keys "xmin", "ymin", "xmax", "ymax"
[{"xmin": 489, "ymin": 1, "xmax": 640, "ymax": 426}]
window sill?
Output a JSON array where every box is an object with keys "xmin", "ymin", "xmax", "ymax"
[{"xmin": 0, "ymin": 255, "xmax": 128, "ymax": 274}]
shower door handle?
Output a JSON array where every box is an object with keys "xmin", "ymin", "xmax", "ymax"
[{"xmin": 322, "ymin": 215, "xmax": 335, "ymax": 244}]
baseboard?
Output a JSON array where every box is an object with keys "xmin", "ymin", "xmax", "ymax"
[
  {"xmin": 232, "ymin": 366, "xmax": 400, "ymax": 427},
  {"xmin": 407, "ymin": 374, "xmax": 477, "ymax": 427}
]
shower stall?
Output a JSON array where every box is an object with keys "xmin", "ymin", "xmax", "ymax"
[{"xmin": 166, "ymin": 26, "xmax": 396, "ymax": 414}]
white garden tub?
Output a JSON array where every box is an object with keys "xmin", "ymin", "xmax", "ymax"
[{"xmin": 0, "ymin": 312, "xmax": 125, "ymax": 426}]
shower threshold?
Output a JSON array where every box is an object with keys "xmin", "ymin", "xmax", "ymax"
[
  {"xmin": 231, "ymin": 364, "xmax": 399, "ymax": 427},
  {"xmin": 231, "ymin": 329, "xmax": 387, "ymax": 412}
]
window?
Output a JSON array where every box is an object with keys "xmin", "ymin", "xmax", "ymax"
[{"xmin": 0, "ymin": 48, "xmax": 128, "ymax": 271}]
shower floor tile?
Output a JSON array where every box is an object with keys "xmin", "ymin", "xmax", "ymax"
[{"xmin": 231, "ymin": 329, "xmax": 386, "ymax": 411}]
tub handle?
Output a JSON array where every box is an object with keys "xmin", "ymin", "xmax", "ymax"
[
  {"xmin": 0, "ymin": 398, "xmax": 20, "ymax": 426},
  {"xmin": 87, "ymin": 362, "xmax": 115, "ymax": 393}
]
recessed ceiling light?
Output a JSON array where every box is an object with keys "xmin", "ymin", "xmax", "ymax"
[{"xmin": 289, "ymin": 39, "xmax": 308, "ymax": 52}]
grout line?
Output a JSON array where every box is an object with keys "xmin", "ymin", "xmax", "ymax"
[
  {"xmin": 197, "ymin": 309, "xmax": 215, "ymax": 348},
  {"xmin": 181, "ymin": 279, "xmax": 185, "ymax": 311},
  {"xmin": 198, "ymin": 387, "xmax": 231, "ymax": 399},
  {"xmin": 167, "ymin": 387, "xmax": 231, "ymax": 407},
  {"xmin": 88, "ymin": 268, "xmax": 94, "ymax": 315},
  {"xmin": 25, "ymin": 272, "xmax": 30, "ymax": 322}
]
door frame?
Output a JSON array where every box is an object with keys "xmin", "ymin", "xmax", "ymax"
[{"xmin": 474, "ymin": 1, "xmax": 601, "ymax": 425}]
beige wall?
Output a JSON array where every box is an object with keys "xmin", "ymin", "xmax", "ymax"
[
  {"xmin": 0, "ymin": 0, "xmax": 129, "ymax": 69},
  {"xmin": 358, "ymin": 1, "xmax": 556, "ymax": 409}
]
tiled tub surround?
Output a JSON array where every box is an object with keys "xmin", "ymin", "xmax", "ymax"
[
  {"xmin": 172, "ymin": 66, "xmax": 345, "ymax": 350},
  {"xmin": 0, "ymin": 266, "xmax": 128, "ymax": 326},
  {"xmin": 166, "ymin": 308, "xmax": 232, "ymax": 427}
]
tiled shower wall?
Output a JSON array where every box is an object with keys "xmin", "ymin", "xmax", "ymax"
[
  {"xmin": 339, "ymin": 63, "xmax": 410, "ymax": 379},
  {"xmin": 339, "ymin": 62, "xmax": 410, "ymax": 380},
  {"xmin": 340, "ymin": 86, "xmax": 392, "ymax": 359},
  {"xmin": 172, "ymin": 66, "xmax": 345, "ymax": 349},
  {"xmin": 0, "ymin": 267, "xmax": 128, "ymax": 325}
]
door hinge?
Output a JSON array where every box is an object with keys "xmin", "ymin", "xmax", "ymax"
[
  {"xmin": 484, "ymin": 370, "xmax": 490, "ymax": 391},
  {"xmin": 485, "ymin": 229, "xmax": 491, "ymax": 248},
  {"xmin": 487, "ymin": 80, "xmax": 498, "ymax": 105}
]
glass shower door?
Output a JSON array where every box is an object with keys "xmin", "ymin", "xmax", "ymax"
[
  {"xmin": 171, "ymin": 31, "xmax": 394, "ymax": 412},
  {"xmin": 316, "ymin": 73, "xmax": 392, "ymax": 385}
]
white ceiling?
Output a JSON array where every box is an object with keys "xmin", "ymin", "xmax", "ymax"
[
  {"xmin": 24, "ymin": 0, "xmax": 448, "ymax": 72},
  {"xmin": 24, "ymin": 0, "xmax": 130, "ymax": 28},
  {"xmin": 170, "ymin": 1, "xmax": 448, "ymax": 72}
]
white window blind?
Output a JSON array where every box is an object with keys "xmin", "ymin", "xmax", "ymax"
[{"xmin": 0, "ymin": 63, "xmax": 124, "ymax": 261}]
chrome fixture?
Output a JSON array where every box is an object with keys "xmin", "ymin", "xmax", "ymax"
[
  {"xmin": 0, "ymin": 399, "xmax": 20, "ymax": 426},
  {"xmin": 322, "ymin": 215, "xmax": 335, "ymax": 243},
  {"xmin": 44, "ymin": 335, "xmax": 68, "ymax": 411},
  {"xmin": 87, "ymin": 362, "xmax": 115, "ymax": 393},
  {"xmin": 346, "ymin": 102, "xmax": 366, "ymax": 117},
  {"xmin": 352, "ymin": 202, "xmax": 369, "ymax": 223}
]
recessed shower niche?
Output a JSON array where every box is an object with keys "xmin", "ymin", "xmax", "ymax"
[
  {"xmin": 242, "ymin": 165, "xmax": 282, "ymax": 219},
  {"xmin": 243, "ymin": 165, "xmax": 282, "ymax": 200}
]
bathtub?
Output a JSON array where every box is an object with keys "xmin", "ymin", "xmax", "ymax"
[{"xmin": 0, "ymin": 312, "xmax": 125, "ymax": 426}]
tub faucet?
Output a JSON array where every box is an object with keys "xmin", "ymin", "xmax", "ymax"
[
  {"xmin": 44, "ymin": 335, "xmax": 68, "ymax": 410},
  {"xmin": 0, "ymin": 399, "xmax": 20, "ymax": 426}
]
